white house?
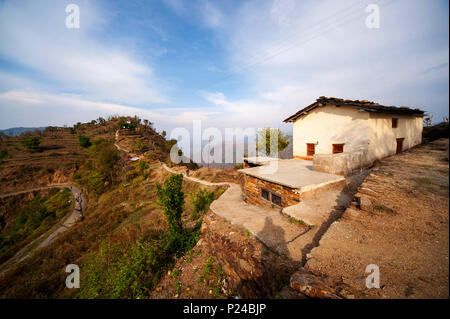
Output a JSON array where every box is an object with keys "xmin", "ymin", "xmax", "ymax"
[{"xmin": 283, "ymin": 97, "xmax": 424, "ymax": 174}]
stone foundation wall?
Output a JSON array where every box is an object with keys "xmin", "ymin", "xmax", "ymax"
[
  {"xmin": 312, "ymin": 151, "xmax": 373, "ymax": 175},
  {"xmin": 243, "ymin": 174, "xmax": 300, "ymax": 208},
  {"xmin": 201, "ymin": 210, "xmax": 299, "ymax": 298}
]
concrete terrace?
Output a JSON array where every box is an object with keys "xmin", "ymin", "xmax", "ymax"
[{"xmin": 239, "ymin": 158, "xmax": 346, "ymax": 193}]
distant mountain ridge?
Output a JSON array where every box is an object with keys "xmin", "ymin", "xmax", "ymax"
[
  {"xmin": 0, "ymin": 127, "xmax": 45, "ymax": 136},
  {"xmin": 192, "ymin": 135, "xmax": 293, "ymax": 168}
]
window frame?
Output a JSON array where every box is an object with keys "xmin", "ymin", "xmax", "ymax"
[
  {"xmin": 332, "ymin": 143, "xmax": 344, "ymax": 154},
  {"xmin": 261, "ymin": 189, "xmax": 270, "ymax": 201},
  {"xmin": 392, "ymin": 118, "xmax": 398, "ymax": 128},
  {"xmin": 271, "ymin": 193, "xmax": 282, "ymax": 206}
]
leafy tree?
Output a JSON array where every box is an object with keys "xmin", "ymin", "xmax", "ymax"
[
  {"xmin": 166, "ymin": 138, "xmax": 177, "ymax": 150},
  {"xmin": 156, "ymin": 174, "xmax": 184, "ymax": 236},
  {"xmin": 161, "ymin": 130, "xmax": 167, "ymax": 138},
  {"xmin": 88, "ymin": 138, "xmax": 120, "ymax": 182},
  {"xmin": 256, "ymin": 127, "xmax": 290, "ymax": 156},
  {"xmin": 78, "ymin": 135, "xmax": 92, "ymax": 148},
  {"xmin": 118, "ymin": 117, "xmax": 140, "ymax": 130},
  {"xmin": 20, "ymin": 136, "xmax": 41, "ymax": 152},
  {"xmin": 178, "ymin": 149, "xmax": 183, "ymax": 157},
  {"xmin": 423, "ymin": 114, "xmax": 433, "ymax": 127},
  {"xmin": 97, "ymin": 143, "xmax": 120, "ymax": 181}
]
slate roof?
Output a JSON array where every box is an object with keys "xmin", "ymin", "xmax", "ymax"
[{"xmin": 283, "ymin": 96, "xmax": 425, "ymax": 122}]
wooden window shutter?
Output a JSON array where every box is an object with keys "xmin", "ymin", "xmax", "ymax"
[{"xmin": 332, "ymin": 144, "xmax": 344, "ymax": 154}]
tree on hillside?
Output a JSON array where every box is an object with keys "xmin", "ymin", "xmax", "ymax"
[
  {"xmin": 424, "ymin": 114, "xmax": 433, "ymax": 127},
  {"xmin": 20, "ymin": 136, "xmax": 41, "ymax": 152},
  {"xmin": 89, "ymin": 138, "xmax": 120, "ymax": 181},
  {"xmin": 97, "ymin": 143, "xmax": 120, "ymax": 181},
  {"xmin": 161, "ymin": 130, "xmax": 167, "ymax": 138},
  {"xmin": 78, "ymin": 135, "xmax": 92, "ymax": 148},
  {"xmin": 256, "ymin": 127, "xmax": 290, "ymax": 156},
  {"xmin": 156, "ymin": 174, "xmax": 184, "ymax": 236}
]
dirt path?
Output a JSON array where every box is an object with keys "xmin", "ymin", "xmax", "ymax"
[
  {"xmin": 305, "ymin": 139, "xmax": 449, "ymax": 298},
  {"xmin": 0, "ymin": 184, "xmax": 86, "ymax": 275},
  {"xmin": 114, "ymin": 130, "xmax": 128, "ymax": 153}
]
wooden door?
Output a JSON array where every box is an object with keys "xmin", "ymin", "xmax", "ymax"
[
  {"xmin": 306, "ymin": 143, "xmax": 315, "ymax": 156},
  {"xmin": 396, "ymin": 138, "xmax": 404, "ymax": 154}
]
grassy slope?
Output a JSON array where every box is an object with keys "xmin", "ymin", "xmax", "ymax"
[
  {"xmin": 0, "ymin": 164, "xmax": 225, "ymax": 298},
  {"xmin": 0, "ymin": 188, "xmax": 73, "ymax": 265}
]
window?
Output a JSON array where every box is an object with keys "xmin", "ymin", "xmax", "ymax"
[
  {"xmin": 332, "ymin": 144, "xmax": 344, "ymax": 154},
  {"xmin": 392, "ymin": 118, "xmax": 398, "ymax": 128},
  {"xmin": 261, "ymin": 189, "xmax": 270, "ymax": 201},
  {"xmin": 306, "ymin": 143, "xmax": 315, "ymax": 156},
  {"xmin": 271, "ymin": 193, "xmax": 282, "ymax": 206}
]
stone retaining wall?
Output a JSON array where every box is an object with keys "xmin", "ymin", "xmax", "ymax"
[
  {"xmin": 201, "ymin": 210, "xmax": 299, "ymax": 298},
  {"xmin": 243, "ymin": 174, "xmax": 300, "ymax": 208}
]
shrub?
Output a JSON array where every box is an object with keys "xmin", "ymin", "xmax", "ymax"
[
  {"xmin": 80, "ymin": 226, "xmax": 200, "ymax": 299},
  {"xmin": 86, "ymin": 173, "xmax": 105, "ymax": 195},
  {"xmin": 138, "ymin": 160, "xmax": 149, "ymax": 173},
  {"xmin": 90, "ymin": 139, "xmax": 120, "ymax": 181},
  {"xmin": 156, "ymin": 174, "xmax": 184, "ymax": 236},
  {"xmin": 166, "ymin": 139, "xmax": 178, "ymax": 151},
  {"xmin": 80, "ymin": 241, "xmax": 157, "ymax": 299},
  {"xmin": 0, "ymin": 149, "xmax": 8, "ymax": 159},
  {"xmin": 20, "ymin": 136, "xmax": 41, "ymax": 152},
  {"xmin": 134, "ymin": 139, "xmax": 146, "ymax": 152},
  {"xmin": 78, "ymin": 135, "xmax": 92, "ymax": 148},
  {"xmin": 118, "ymin": 118, "xmax": 138, "ymax": 130},
  {"xmin": 190, "ymin": 189, "xmax": 214, "ymax": 220},
  {"xmin": 0, "ymin": 188, "xmax": 72, "ymax": 262}
]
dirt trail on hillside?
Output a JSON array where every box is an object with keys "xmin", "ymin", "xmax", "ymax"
[
  {"xmin": 0, "ymin": 184, "xmax": 86, "ymax": 275},
  {"xmin": 305, "ymin": 139, "xmax": 449, "ymax": 299}
]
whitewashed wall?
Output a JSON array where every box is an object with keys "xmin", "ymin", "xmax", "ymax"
[{"xmin": 292, "ymin": 104, "xmax": 370, "ymax": 157}]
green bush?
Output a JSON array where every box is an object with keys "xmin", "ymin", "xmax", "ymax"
[
  {"xmin": 190, "ymin": 188, "xmax": 214, "ymax": 219},
  {"xmin": 89, "ymin": 139, "xmax": 120, "ymax": 181},
  {"xmin": 134, "ymin": 139, "xmax": 146, "ymax": 152},
  {"xmin": 118, "ymin": 119, "xmax": 138, "ymax": 130},
  {"xmin": 0, "ymin": 188, "xmax": 72, "ymax": 261},
  {"xmin": 156, "ymin": 174, "xmax": 184, "ymax": 236},
  {"xmin": 0, "ymin": 149, "xmax": 8, "ymax": 159},
  {"xmin": 73, "ymin": 171, "xmax": 104, "ymax": 195},
  {"xmin": 78, "ymin": 135, "xmax": 92, "ymax": 148},
  {"xmin": 80, "ymin": 227, "xmax": 200, "ymax": 299},
  {"xmin": 20, "ymin": 136, "xmax": 41, "ymax": 152},
  {"xmin": 138, "ymin": 160, "xmax": 149, "ymax": 173}
]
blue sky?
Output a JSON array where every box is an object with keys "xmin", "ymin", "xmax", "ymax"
[{"xmin": 0, "ymin": 0, "xmax": 448, "ymax": 134}]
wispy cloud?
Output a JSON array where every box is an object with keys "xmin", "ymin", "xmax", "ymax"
[
  {"xmin": 0, "ymin": 0, "xmax": 166, "ymax": 105},
  {"xmin": 0, "ymin": 90, "xmax": 210, "ymax": 130}
]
